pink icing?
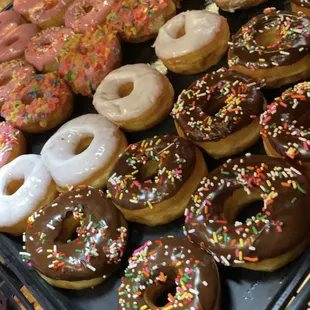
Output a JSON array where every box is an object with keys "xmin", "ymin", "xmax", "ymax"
[
  {"xmin": 0, "ymin": 11, "xmax": 25, "ymax": 41},
  {"xmin": 65, "ymin": 0, "xmax": 114, "ymax": 33},
  {"xmin": 0, "ymin": 23, "xmax": 39, "ymax": 63},
  {"xmin": 0, "ymin": 60, "xmax": 35, "ymax": 106},
  {"xmin": 14, "ymin": 0, "xmax": 73, "ymax": 26},
  {"xmin": 25, "ymin": 27, "xmax": 75, "ymax": 72}
]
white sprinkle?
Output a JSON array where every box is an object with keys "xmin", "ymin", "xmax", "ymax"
[
  {"xmin": 47, "ymin": 224, "xmax": 56, "ymax": 230},
  {"xmin": 86, "ymin": 264, "xmax": 96, "ymax": 272}
]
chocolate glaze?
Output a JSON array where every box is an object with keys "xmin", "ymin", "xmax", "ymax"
[
  {"xmin": 229, "ymin": 11, "xmax": 310, "ymax": 69},
  {"xmin": 185, "ymin": 155, "xmax": 310, "ymax": 266},
  {"xmin": 107, "ymin": 135, "xmax": 196, "ymax": 210},
  {"xmin": 291, "ymin": 0, "xmax": 310, "ymax": 8},
  {"xmin": 118, "ymin": 237, "xmax": 220, "ymax": 310},
  {"xmin": 171, "ymin": 68, "xmax": 264, "ymax": 142},
  {"xmin": 25, "ymin": 186, "xmax": 128, "ymax": 281},
  {"xmin": 261, "ymin": 82, "xmax": 310, "ymax": 162}
]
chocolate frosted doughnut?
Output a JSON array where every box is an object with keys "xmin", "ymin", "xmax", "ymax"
[
  {"xmin": 24, "ymin": 186, "xmax": 128, "ymax": 289},
  {"xmin": 291, "ymin": 1, "xmax": 310, "ymax": 17},
  {"xmin": 107, "ymin": 135, "xmax": 207, "ymax": 226},
  {"xmin": 118, "ymin": 237, "xmax": 220, "ymax": 310},
  {"xmin": 184, "ymin": 154, "xmax": 310, "ymax": 271}
]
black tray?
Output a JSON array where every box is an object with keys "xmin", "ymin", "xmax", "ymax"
[{"xmin": 1, "ymin": 0, "xmax": 310, "ymax": 309}]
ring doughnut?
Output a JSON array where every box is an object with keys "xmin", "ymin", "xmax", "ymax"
[
  {"xmin": 93, "ymin": 63, "xmax": 174, "ymax": 132},
  {"xmin": 106, "ymin": 0, "xmax": 176, "ymax": 43},
  {"xmin": 260, "ymin": 82, "xmax": 310, "ymax": 174},
  {"xmin": 228, "ymin": 9, "xmax": 310, "ymax": 88},
  {"xmin": 23, "ymin": 185, "xmax": 128, "ymax": 290},
  {"xmin": 214, "ymin": 0, "xmax": 268, "ymax": 12},
  {"xmin": 171, "ymin": 68, "xmax": 265, "ymax": 159},
  {"xmin": 154, "ymin": 10, "xmax": 230, "ymax": 74},
  {"xmin": 25, "ymin": 27, "xmax": 74, "ymax": 72},
  {"xmin": 1, "ymin": 73, "xmax": 73, "ymax": 133},
  {"xmin": 59, "ymin": 26, "xmax": 121, "ymax": 96},
  {"xmin": 0, "ymin": 122, "xmax": 26, "ymax": 169},
  {"xmin": 0, "ymin": 11, "xmax": 25, "ymax": 40},
  {"xmin": 65, "ymin": 0, "xmax": 114, "ymax": 33},
  {"xmin": 184, "ymin": 154, "xmax": 310, "ymax": 272},
  {"xmin": 41, "ymin": 114, "xmax": 127, "ymax": 191},
  {"xmin": 291, "ymin": 0, "xmax": 310, "ymax": 17},
  {"xmin": 118, "ymin": 237, "xmax": 220, "ymax": 310},
  {"xmin": 14, "ymin": 0, "xmax": 74, "ymax": 29},
  {"xmin": 0, "ymin": 154, "xmax": 57, "ymax": 236},
  {"xmin": 0, "ymin": 60, "xmax": 35, "ymax": 107},
  {"xmin": 107, "ymin": 135, "xmax": 207, "ymax": 226}
]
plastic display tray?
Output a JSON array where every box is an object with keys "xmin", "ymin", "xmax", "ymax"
[{"xmin": 0, "ymin": 0, "xmax": 310, "ymax": 309}]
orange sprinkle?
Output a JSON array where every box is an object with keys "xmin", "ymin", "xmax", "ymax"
[{"xmin": 244, "ymin": 257, "xmax": 259, "ymax": 262}]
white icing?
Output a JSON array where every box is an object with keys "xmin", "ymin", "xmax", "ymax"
[
  {"xmin": 93, "ymin": 64, "xmax": 164, "ymax": 122},
  {"xmin": 41, "ymin": 114, "xmax": 121, "ymax": 188},
  {"xmin": 0, "ymin": 154, "xmax": 52, "ymax": 228},
  {"xmin": 154, "ymin": 10, "xmax": 222, "ymax": 59},
  {"xmin": 215, "ymin": 0, "xmax": 251, "ymax": 11}
]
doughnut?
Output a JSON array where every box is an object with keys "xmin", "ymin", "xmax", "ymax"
[
  {"xmin": 171, "ymin": 68, "xmax": 265, "ymax": 159},
  {"xmin": 65, "ymin": 0, "xmax": 114, "ymax": 33},
  {"xmin": 228, "ymin": 9, "xmax": 310, "ymax": 88},
  {"xmin": 0, "ymin": 122, "xmax": 26, "ymax": 169},
  {"xmin": 0, "ymin": 11, "xmax": 25, "ymax": 40},
  {"xmin": 93, "ymin": 64, "xmax": 174, "ymax": 132},
  {"xmin": 184, "ymin": 154, "xmax": 310, "ymax": 272},
  {"xmin": 58, "ymin": 26, "xmax": 121, "ymax": 96},
  {"xmin": 107, "ymin": 135, "xmax": 207, "ymax": 226},
  {"xmin": 25, "ymin": 27, "xmax": 74, "ymax": 73},
  {"xmin": 154, "ymin": 10, "xmax": 230, "ymax": 75},
  {"xmin": 0, "ymin": 23, "xmax": 39, "ymax": 63},
  {"xmin": 0, "ymin": 60, "xmax": 35, "ymax": 107},
  {"xmin": 0, "ymin": 0, "xmax": 12, "ymax": 10},
  {"xmin": 1, "ymin": 73, "xmax": 73, "ymax": 133},
  {"xmin": 41, "ymin": 114, "xmax": 127, "ymax": 191},
  {"xmin": 261, "ymin": 82, "xmax": 310, "ymax": 174},
  {"xmin": 106, "ymin": 0, "xmax": 176, "ymax": 43},
  {"xmin": 214, "ymin": 0, "xmax": 268, "ymax": 12},
  {"xmin": 118, "ymin": 237, "xmax": 220, "ymax": 310},
  {"xmin": 291, "ymin": 0, "xmax": 310, "ymax": 17},
  {"xmin": 13, "ymin": 0, "xmax": 74, "ymax": 29},
  {"xmin": 0, "ymin": 154, "xmax": 57, "ymax": 236},
  {"xmin": 23, "ymin": 185, "xmax": 128, "ymax": 290}
]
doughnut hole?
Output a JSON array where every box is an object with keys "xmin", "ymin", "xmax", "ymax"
[
  {"xmin": 118, "ymin": 82, "xmax": 134, "ymax": 98},
  {"xmin": 55, "ymin": 212, "xmax": 79, "ymax": 243},
  {"xmin": 0, "ymin": 76, "xmax": 12, "ymax": 87},
  {"xmin": 21, "ymin": 90, "xmax": 44, "ymax": 105},
  {"xmin": 82, "ymin": 5, "xmax": 93, "ymax": 14},
  {"xmin": 202, "ymin": 98, "xmax": 227, "ymax": 116},
  {"xmin": 4, "ymin": 179, "xmax": 24, "ymax": 195},
  {"xmin": 255, "ymin": 29, "xmax": 282, "ymax": 47},
  {"xmin": 223, "ymin": 188, "xmax": 264, "ymax": 224},
  {"xmin": 176, "ymin": 26, "xmax": 186, "ymax": 38},
  {"xmin": 139, "ymin": 160, "xmax": 159, "ymax": 182},
  {"xmin": 74, "ymin": 134, "xmax": 94, "ymax": 155}
]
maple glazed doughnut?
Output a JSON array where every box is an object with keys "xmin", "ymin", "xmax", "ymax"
[
  {"xmin": 1, "ymin": 73, "xmax": 73, "ymax": 133},
  {"xmin": 0, "ymin": 60, "xmax": 35, "ymax": 107},
  {"xmin": 0, "ymin": 154, "xmax": 57, "ymax": 236},
  {"xmin": 25, "ymin": 27, "xmax": 74, "ymax": 72},
  {"xmin": 261, "ymin": 82, "xmax": 310, "ymax": 174},
  {"xmin": 65, "ymin": 0, "xmax": 114, "ymax": 33},
  {"xmin": 0, "ymin": 122, "xmax": 26, "ymax": 169},
  {"xmin": 93, "ymin": 63, "xmax": 174, "ymax": 132},
  {"xmin": 291, "ymin": 0, "xmax": 310, "ymax": 17},
  {"xmin": 185, "ymin": 154, "xmax": 310, "ymax": 272},
  {"xmin": 214, "ymin": 0, "xmax": 268, "ymax": 12},
  {"xmin": 58, "ymin": 26, "xmax": 121, "ymax": 96},
  {"xmin": 41, "ymin": 114, "xmax": 127, "ymax": 191},
  {"xmin": 14, "ymin": 0, "xmax": 74, "ymax": 29},
  {"xmin": 154, "ymin": 10, "xmax": 230, "ymax": 75},
  {"xmin": 107, "ymin": 135, "xmax": 207, "ymax": 226},
  {"xmin": 118, "ymin": 237, "xmax": 220, "ymax": 310},
  {"xmin": 228, "ymin": 9, "xmax": 310, "ymax": 88},
  {"xmin": 23, "ymin": 186, "xmax": 128, "ymax": 290},
  {"xmin": 171, "ymin": 68, "xmax": 265, "ymax": 159},
  {"xmin": 106, "ymin": 0, "xmax": 177, "ymax": 43}
]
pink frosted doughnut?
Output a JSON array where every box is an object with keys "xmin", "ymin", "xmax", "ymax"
[
  {"xmin": 25, "ymin": 27, "xmax": 74, "ymax": 72},
  {"xmin": 14, "ymin": 0, "xmax": 74, "ymax": 29},
  {"xmin": 0, "ymin": 60, "xmax": 35, "ymax": 107},
  {"xmin": 65, "ymin": 0, "xmax": 114, "ymax": 33},
  {"xmin": 0, "ymin": 11, "xmax": 25, "ymax": 41}
]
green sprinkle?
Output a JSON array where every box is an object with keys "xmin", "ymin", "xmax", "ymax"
[
  {"xmin": 297, "ymin": 183, "xmax": 307, "ymax": 194},
  {"xmin": 221, "ymin": 171, "xmax": 230, "ymax": 175},
  {"xmin": 252, "ymin": 226, "xmax": 258, "ymax": 235},
  {"xmin": 75, "ymin": 249, "xmax": 82, "ymax": 253},
  {"xmin": 291, "ymin": 197, "xmax": 298, "ymax": 203}
]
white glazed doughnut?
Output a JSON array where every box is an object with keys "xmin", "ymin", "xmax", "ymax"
[
  {"xmin": 214, "ymin": 0, "xmax": 268, "ymax": 12},
  {"xmin": 41, "ymin": 114, "xmax": 127, "ymax": 191},
  {"xmin": 0, "ymin": 154, "xmax": 57, "ymax": 236},
  {"xmin": 154, "ymin": 10, "xmax": 230, "ymax": 74},
  {"xmin": 93, "ymin": 64, "xmax": 174, "ymax": 131}
]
